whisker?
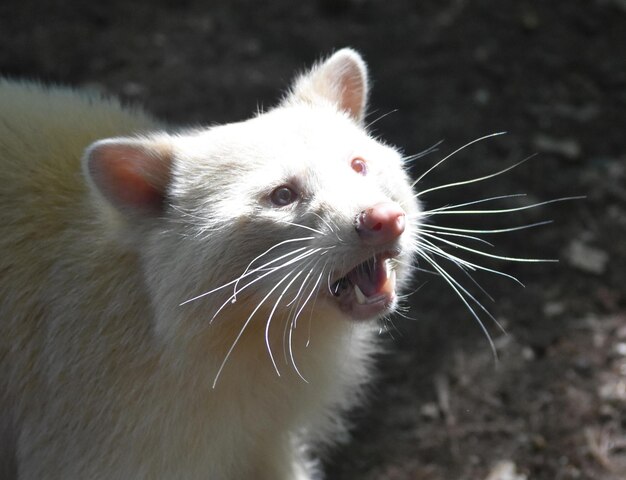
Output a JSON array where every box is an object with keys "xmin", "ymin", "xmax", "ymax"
[
  {"xmin": 415, "ymin": 267, "xmax": 439, "ymax": 276},
  {"xmin": 283, "ymin": 255, "xmax": 326, "ymax": 366},
  {"xmin": 288, "ymin": 318, "xmax": 309, "ymax": 383},
  {"xmin": 327, "ymin": 270, "xmax": 338, "ymax": 295},
  {"xmin": 380, "ymin": 316, "xmax": 400, "ymax": 339},
  {"xmin": 423, "ymin": 196, "xmax": 586, "ymax": 216},
  {"xmin": 365, "ymin": 109, "xmax": 398, "ymax": 129},
  {"xmin": 396, "ymin": 281, "xmax": 428, "ymax": 299},
  {"xmin": 421, "ymin": 194, "xmax": 528, "ymax": 215},
  {"xmin": 418, "ymin": 250, "xmax": 501, "ymax": 360},
  {"xmin": 419, "ymin": 227, "xmax": 495, "ymax": 247},
  {"xmin": 179, "ymin": 238, "xmax": 313, "ymax": 306},
  {"xmin": 422, "ymin": 220, "xmax": 554, "ymax": 235},
  {"xmin": 307, "ymin": 211, "xmax": 335, "ymax": 234},
  {"xmin": 422, "ymin": 247, "xmax": 506, "ymax": 332},
  {"xmin": 304, "ymin": 263, "xmax": 328, "ymax": 348},
  {"xmin": 415, "ymin": 154, "xmax": 535, "ymax": 197},
  {"xmin": 286, "ymin": 265, "xmax": 317, "ymax": 308},
  {"xmin": 264, "ymin": 270, "xmax": 305, "ymax": 377},
  {"xmin": 393, "ymin": 309, "xmax": 419, "ymax": 322},
  {"xmin": 234, "ymin": 237, "xmax": 316, "ymax": 295},
  {"xmin": 403, "ymin": 139, "xmax": 444, "ymax": 163},
  {"xmin": 212, "ymin": 271, "xmax": 295, "ymax": 389},
  {"xmin": 208, "ymin": 248, "xmax": 322, "ymax": 325},
  {"xmin": 456, "ymin": 262, "xmax": 496, "ymax": 303},
  {"xmin": 180, "ymin": 276, "xmax": 245, "ymax": 306},
  {"xmin": 276, "ymin": 219, "xmax": 324, "ymax": 235},
  {"xmin": 282, "ymin": 259, "xmax": 324, "ymax": 362},
  {"xmin": 411, "ymin": 132, "xmax": 507, "ymax": 187},
  {"xmin": 282, "ymin": 262, "xmax": 315, "ymax": 344},
  {"xmin": 180, "ymin": 251, "xmax": 308, "ymax": 306},
  {"xmin": 293, "ymin": 266, "xmax": 326, "ymax": 329},
  {"xmin": 288, "ymin": 260, "xmax": 327, "ymax": 352},
  {"xmin": 417, "ymin": 238, "xmax": 524, "ymax": 286},
  {"xmin": 232, "ymin": 248, "xmax": 323, "ymax": 300},
  {"xmin": 420, "ymin": 231, "xmax": 556, "ymax": 263}
]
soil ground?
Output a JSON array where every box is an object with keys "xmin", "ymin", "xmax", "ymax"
[{"xmin": 1, "ymin": 1, "xmax": 624, "ymax": 479}]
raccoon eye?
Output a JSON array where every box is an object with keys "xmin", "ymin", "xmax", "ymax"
[
  {"xmin": 351, "ymin": 157, "xmax": 367, "ymax": 175},
  {"xmin": 270, "ymin": 186, "xmax": 298, "ymax": 206}
]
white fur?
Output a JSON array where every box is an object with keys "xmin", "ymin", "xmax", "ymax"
[{"xmin": 0, "ymin": 49, "xmax": 420, "ymax": 479}]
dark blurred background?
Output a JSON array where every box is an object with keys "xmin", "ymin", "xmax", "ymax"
[{"xmin": 1, "ymin": 1, "xmax": 624, "ymax": 478}]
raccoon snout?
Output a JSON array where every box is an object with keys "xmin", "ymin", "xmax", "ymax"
[{"xmin": 355, "ymin": 202, "xmax": 406, "ymax": 246}]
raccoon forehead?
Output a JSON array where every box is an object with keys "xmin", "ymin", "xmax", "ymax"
[{"xmin": 166, "ymin": 103, "xmax": 404, "ymax": 200}]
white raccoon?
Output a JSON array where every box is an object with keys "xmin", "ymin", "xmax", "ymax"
[{"xmin": 0, "ymin": 49, "xmax": 420, "ymax": 479}]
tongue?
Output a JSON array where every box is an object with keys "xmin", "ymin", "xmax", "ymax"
[{"xmin": 347, "ymin": 258, "xmax": 392, "ymax": 297}]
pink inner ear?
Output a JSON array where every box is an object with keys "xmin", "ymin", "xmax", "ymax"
[
  {"xmin": 336, "ymin": 64, "xmax": 366, "ymax": 122},
  {"xmin": 319, "ymin": 49, "xmax": 368, "ymax": 123},
  {"xmin": 86, "ymin": 140, "xmax": 172, "ymax": 215}
]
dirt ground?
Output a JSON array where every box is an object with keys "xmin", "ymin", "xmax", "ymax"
[{"xmin": 1, "ymin": 0, "xmax": 624, "ymax": 479}]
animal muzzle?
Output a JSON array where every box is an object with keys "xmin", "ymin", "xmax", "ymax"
[{"xmin": 355, "ymin": 202, "xmax": 406, "ymax": 246}]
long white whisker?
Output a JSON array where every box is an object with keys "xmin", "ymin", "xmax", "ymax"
[
  {"xmin": 288, "ymin": 319, "xmax": 309, "ymax": 383},
  {"xmin": 424, "ymin": 196, "xmax": 587, "ymax": 216},
  {"xmin": 393, "ymin": 309, "xmax": 419, "ymax": 322},
  {"xmin": 180, "ymin": 239, "xmax": 312, "ymax": 306},
  {"xmin": 365, "ymin": 109, "xmax": 398, "ymax": 129},
  {"xmin": 253, "ymin": 248, "xmax": 312, "ymax": 273},
  {"xmin": 276, "ymin": 219, "xmax": 324, "ymax": 235},
  {"xmin": 422, "ymin": 194, "xmax": 527, "ymax": 215},
  {"xmin": 212, "ymin": 271, "xmax": 295, "ymax": 389},
  {"xmin": 293, "ymin": 264, "xmax": 326, "ymax": 329},
  {"xmin": 418, "ymin": 241, "xmax": 476, "ymax": 273},
  {"xmin": 403, "ymin": 139, "xmax": 444, "ymax": 163},
  {"xmin": 396, "ymin": 281, "xmax": 428, "ymax": 300},
  {"xmin": 420, "ymin": 231, "xmax": 555, "ymax": 263},
  {"xmin": 307, "ymin": 211, "xmax": 335, "ymax": 233},
  {"xmin": 424, "ymin": 249, "xmax": 506, "ymax": 332},
  {"xmin": 418, "ymin": 250, "xmax": 500, "ymax": 360},
  {"xmin": 419, "ymin": 227, "xmax": 494, "ymax": 247},
  {"xmin": 415, "ymin": 155, "xmax": 535, "ymax": 197},
  {"xmin": 417, "ymin": 238, "xmax": 524, "ymax": 286},
  {"xmin": 304, "ymin": 263, "xmax": 327, "ymax": 347},
  {"xmin": 412, "ymin": 266, "xmax": 440, "ymax": 276},
  {"xmin": 423, "ymin": 220, "xmax": 554, "ymax": 235},
  {"xmin": 234, "ymin": 237, "xmax": 315, "ymax": 296},
  {"xmin": 286, "ymin": 265, "xmax": 317, "ymax": 308},
  {"xmin": 327, "ymin": 270, "xmax": 334, "ymax": 295},
  {"xmin": 264, "ymin": 270, "xmax": 305, "ymax": 377},
  {"xmin": 232, "ymin": 248, "xmax": 323, "ymax": 298},
  {"xmin": 412, "ymin": 132, "xmax": 507, "ymax": 187},
  {"xmin": 181, "ymin": 276, "xmax": 245, "ymax": 306},
  {"xmin": 283, "ymin": 264, "xmax": 320, "ymax": 363},
  {"xmin": 454, "ymin": 260, "xmax": 496, "ymax": 303},
  {"xmin": 282, "ymin": 259, "xmax": 323, "ymax": 363},
  {"xmin": 209, "ymin": 248, "xmax": 322, "ymax": 325}
]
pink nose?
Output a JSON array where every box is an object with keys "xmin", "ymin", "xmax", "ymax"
[{"xmin": 355, "ymin": 202, "xmax": 406, "ymax": 246}]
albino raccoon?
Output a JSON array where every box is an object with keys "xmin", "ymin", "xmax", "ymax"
[{"xmin": 0, "ymin": 49, "xmax": 420, "ymax": 479}]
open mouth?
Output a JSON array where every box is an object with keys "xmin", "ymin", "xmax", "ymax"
[{"xmin": 329, "ymin": 253, "xmax": 398, "ymax": 320}]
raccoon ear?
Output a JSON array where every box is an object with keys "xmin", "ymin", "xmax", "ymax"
[
  {"xmin": 83, "ymin": 137, "xmax": 173, "ymax": 216},
  {"xmin": 287, "ymin": 48, "xmax": 369, "ymax": 124}
]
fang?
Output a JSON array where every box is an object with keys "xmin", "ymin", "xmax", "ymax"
[{"xmin": 354, "ymin": 284, "xmax": 367, "ymax": 304}]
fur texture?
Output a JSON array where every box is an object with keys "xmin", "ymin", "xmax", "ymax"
[{"xmin": 0, "ymin": 49, "xmax": 419, "ymax": 479}]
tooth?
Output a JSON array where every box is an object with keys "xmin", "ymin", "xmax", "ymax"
[
  {"xmin": 354, "ymin": 284, "xmax": 367, "ymax": 304},
  {"xmin": 381, "ymin": 270, "xmax": 397, "ymax": 295},
  {"xmin": 385, "ymin": 259, "xmax": 391, "ymax": 277},
  {"xmin": 390, "ymin": 270, "xmax": 396, "ymax": 288}
]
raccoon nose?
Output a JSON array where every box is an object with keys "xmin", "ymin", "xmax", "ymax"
[{"xmin": 355, "ymin": 202, "xmax": 406, "ymax": 246}]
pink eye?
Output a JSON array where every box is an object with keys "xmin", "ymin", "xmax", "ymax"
[
  {"xmin": 270, "ymin": 186, "xmax": 298, "ymax": 206},
  {"xmin": 351, "ymin": 157, "xmax": 367, "ymax": 175}
]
